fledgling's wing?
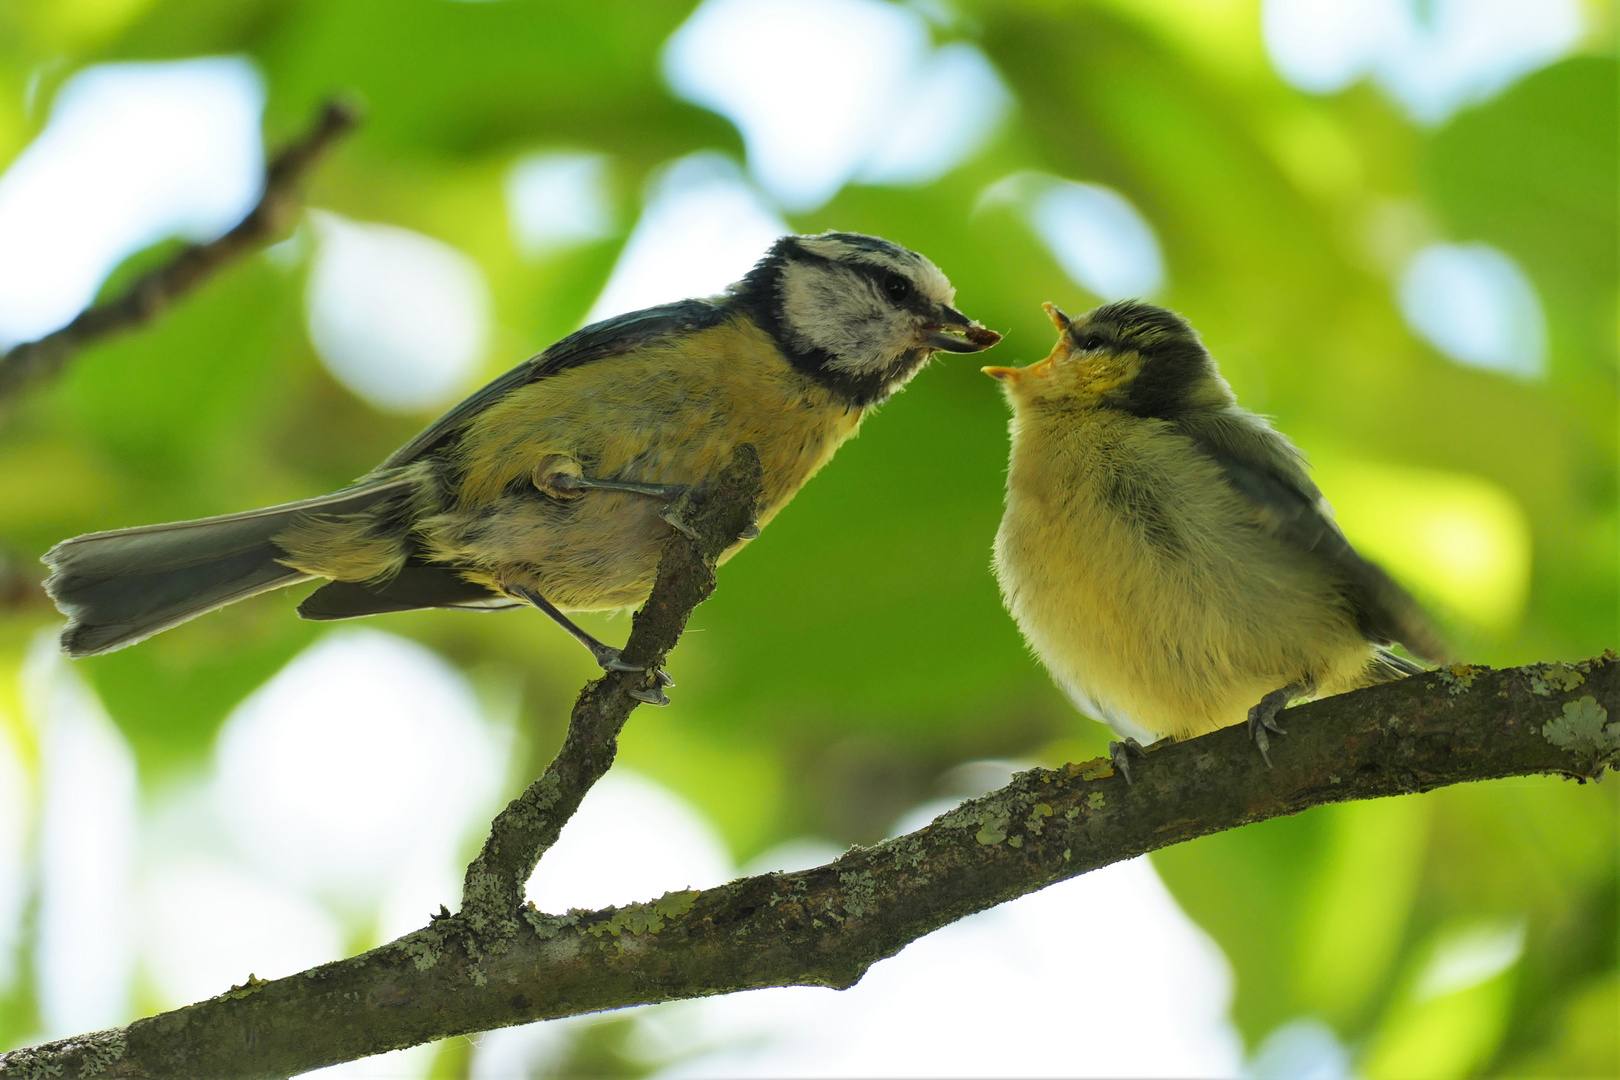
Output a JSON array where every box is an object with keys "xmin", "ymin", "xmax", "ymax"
[
  {"xmin": 376, "ymin": 298, "xmax": 730, "ymax": 470},
  {"xmin": 1179, "ymin": 408, "xmax": 1451, "ymax": 664}
]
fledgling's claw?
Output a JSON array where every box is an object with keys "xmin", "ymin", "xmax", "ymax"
[
  {"xmin": 1246, "ymin": 684, "xmax": 1298, "ymax": 768},
  {"xmin": 1109, "ymin": 737, "xmax": 1147, "ymax": 785},
  {"xmin": 738, "ymin": 520, "xmax": 761, "ymax": 541},
  {"xmin": 1249, "ymin": 718, "xmax": 1274, "ymax": 768}
]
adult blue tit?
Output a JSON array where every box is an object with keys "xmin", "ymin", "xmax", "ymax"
[
  {"xmin": 986, "ymin": 300, "xmax": 1448, "ymax": 770},
  {"xmin": 45, "ymin": 231, "xmax": 1000, "ymax": 702}
]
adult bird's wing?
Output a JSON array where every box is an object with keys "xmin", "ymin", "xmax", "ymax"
[
  {"xmin": 375, "ymin": 298, "xmax": 730, "ymax": 471},
  {"xmin": 295, "ymin": 299, "xmax": 731, "ymax": 622},
  {"xmin": 1179, "ymin": 408, "xmax": 1451, "ymax": 664}
]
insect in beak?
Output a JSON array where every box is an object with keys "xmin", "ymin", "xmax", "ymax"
[{"xmin": 923, "ymin": 306, "xmax": 1002, "ymax": 353}]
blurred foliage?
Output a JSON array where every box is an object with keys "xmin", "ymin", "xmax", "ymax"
[{"xmin": 0, "ymin": 0, "xmax": 1615, "ymax": 1075}]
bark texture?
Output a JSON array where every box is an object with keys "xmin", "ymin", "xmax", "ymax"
[{"xmin": 2, "ymin": 646, "xmax": 1613, "ymax": 1079}]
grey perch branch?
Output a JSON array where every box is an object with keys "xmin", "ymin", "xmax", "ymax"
[
  {"xmin": 1, "ymin": 630, "xmax": 1613, "ymax": 1078},
  {"xmin": 0, "ymin": 547, "xmax": 49, "ymax": 613},
  {"xmin": 0, "ymin": 99, "xmax": 359, "ymax": 406},
  {"xmin": 461, "ymin": 444, "xmax": 765, "ymax": 937}
]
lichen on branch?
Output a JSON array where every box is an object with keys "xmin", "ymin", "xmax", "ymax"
[{"xmin": 3, "ymin": 649, "xmax": 1613, "ymax": 1080}]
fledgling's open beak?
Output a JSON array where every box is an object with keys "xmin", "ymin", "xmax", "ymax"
[
  {"xmin": 983, "ymin": 301, "xmax": 1073, "ymax": 382},
  {"xmin": 922, "ymin": 306, "xmax": 1002, "ymax": 354},
  {"xmin": 981, "ymin": 356, "xmax": 1054, "ymax": 383}
]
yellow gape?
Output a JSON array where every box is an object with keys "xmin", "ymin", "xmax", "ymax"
[{"xmin": 987, "ymin": 301, "xmax": 1447, "ymax": 773}]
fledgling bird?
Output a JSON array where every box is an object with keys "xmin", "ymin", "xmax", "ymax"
[
  {"xmin": 986, "ymin": 300, "xmax": 1448, "ymax": 770},
  {"xmin": 44, "ymin": 232, "xmax": 999, "ymax": 702}
]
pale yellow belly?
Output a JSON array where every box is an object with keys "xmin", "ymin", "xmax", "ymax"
[
  {"xmin": 420, "ymin": 326, "xmax": 862, "ymax": 611},
  {"xmin": 993, "ymin": 415, "xmax": 1373, "ymax": 741}
]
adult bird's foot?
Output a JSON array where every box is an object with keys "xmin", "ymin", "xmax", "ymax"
[
  {"xmin": 663, "ymin": 507, "xmax": 759, "ymax": 543},
  {"xmin": 1109, "ymin": 737, "xmax": 1147, "ymax": 785},
  {"xmin": 659, "ymin": 506, "xmax": 700, "ymax": 542},
  {"xmin": 598, "ymin": 648, "xmax": 674, "ymax": 705}
]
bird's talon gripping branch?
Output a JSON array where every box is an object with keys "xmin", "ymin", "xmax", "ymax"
[
  {"xmin": 1246, "ymin": 682, "xmax": 1306, "ymax": 768},
  {"xmin": 601, "ymin": 653, "xmax": 674, "ymax": 687},
  {"xmin": 506, "ymin": 584, "xmax": 674, "ymax": 697},
  {"xmin": 627, "ymin": 683, "xmax": 672, "ymax": 707},
  {"xmin": 738, "ymin": 520, "xmax": 762, "ymax": 540},
  {"xmin": 1109, "ymin": 737, "xmax": 1147, "ymax": 785},
  {"xmin": 660, "ymin": 507, "xmax": 701, "ymax": 541},
  {"xmin": 1249, "ymin": 716, "xmax": 1275, "ymax": 768}
]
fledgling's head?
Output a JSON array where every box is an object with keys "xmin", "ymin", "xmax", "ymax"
[
  {"xmin": 984, "ymin": 300, "xmax": 1235, "ymax": 417},
  {"xmin": 735, "ymin": 231, "xmax": 1000, "ymax": 407}
]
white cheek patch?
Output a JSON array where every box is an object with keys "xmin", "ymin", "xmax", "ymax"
[{"xmin": 779, "ymin": 261, "xmax": 913, "ymax": 376}]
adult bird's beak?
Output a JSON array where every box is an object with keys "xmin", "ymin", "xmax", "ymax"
[{"xmin": 922, "ymin": 306, "xmax": 1002, "ymax": 353}]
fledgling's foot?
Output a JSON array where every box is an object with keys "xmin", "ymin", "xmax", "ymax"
[
  {"xmin": 1246, "ymin": 686, "xmax": 1295, "ymax": 768},
  {"xmin": 1109, "ymin": 737, "xmax": 1147, "ymax": 785}
]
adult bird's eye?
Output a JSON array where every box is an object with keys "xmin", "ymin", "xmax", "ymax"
[{"xmin": 883, "ymin": 272, "xmax": 912, "ymax": 303}]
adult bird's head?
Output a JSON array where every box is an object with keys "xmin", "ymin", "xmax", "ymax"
[
  {"xmin": 736, "ymin": 231, "xmax": 1001, "ymax": 407},
  {"xmin": 984, "ymin": 300, "xmax": 1235, "ymax": 418}
]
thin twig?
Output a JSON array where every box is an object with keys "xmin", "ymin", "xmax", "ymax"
[
  {"xmin": 0, "ymin": 99, "xmax": 359, "ymax": 406},
  {"xmin": 460, "ymin": 444, "xmax": 764, "ymax": 937},
  {"xmin": 1, "ymin": 652, "xmax": 1612, "ymax": 1078},
  {"xmin": 0, "ymin": 547, "xmax": 48, "ymax": 612}
]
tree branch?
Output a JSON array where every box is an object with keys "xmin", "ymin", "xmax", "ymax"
[
  {"xmin": 460, "ymin": 444, "xmax": 764, "ymax": 937},
  {"xmin": 0, "ymin": 547, "xmax": 48, "ymax": 613},
  {"xmin": 3, "ymin": 640, "xmax": 1613, "ymax": 1079},
  {"xmin": 0, "ymin": 99, "xmax": 359, "ymax": 406}
]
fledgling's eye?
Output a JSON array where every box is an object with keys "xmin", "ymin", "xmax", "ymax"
[
  {"xmin": 882, "ymin": 272, "xmax": 912, "ymax": 303},
  {"xmin": 1071, "ymin": 331, "xmax": 1107, "ymax": 352}
]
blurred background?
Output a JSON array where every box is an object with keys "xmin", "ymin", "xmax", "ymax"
[{"xmin": 0, "ymin": 0, "xmax": 1614, "ymax": 1076}]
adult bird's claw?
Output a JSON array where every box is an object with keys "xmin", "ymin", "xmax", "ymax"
[
  {"xmin": 660, "ymin": 506, "xmax": 701, "ymax": 541},
  {"xmin": 600, "ymin": 652, "xmax": 673, "ymax": 685},
  {"xmin": 1109, "ymin": 737, "xmax": 1147, "ymax": 785},
  {"xmin": 628, "ymin": 683, "xmax": 671, "ymax": 707}
]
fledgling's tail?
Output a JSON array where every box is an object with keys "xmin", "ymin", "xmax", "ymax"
[{"xmin": 43, "ymin": 481, "xmax": 408, "ymax": 657}]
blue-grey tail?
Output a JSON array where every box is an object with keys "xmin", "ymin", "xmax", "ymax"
[{"xmin": 42, "ymin": 481, "xmax": 406, "ymax": 658}]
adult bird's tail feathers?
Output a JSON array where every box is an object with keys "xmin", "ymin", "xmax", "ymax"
[
  {"xmin": 1368, "ymin": 646, "xmax": 1427, "ymax": 681},
  {"xmin": 43, "ymin": 480, "xmax": 410, "ymax": 658}
]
